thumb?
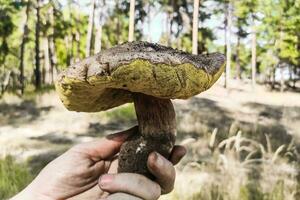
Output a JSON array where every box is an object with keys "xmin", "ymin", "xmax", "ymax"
[{"xmin": 73, "ymin": 126, "xmax": 137, "ymax": 161}]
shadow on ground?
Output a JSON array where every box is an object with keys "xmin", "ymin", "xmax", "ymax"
[
  {"xmin": 0, "ymin": 100, "xmax": 53, "ymax": 126},
  {"xmin": 175, "ymin": 97, "xmax": 298, "ymax": 149},
  {"xmin": 30, "ymin": 132, "xmax": 74, "ymax": 145},
  {"xmin": 175, "ymin": 97, "xmax": 233, "ymax": 142},
  {"xmin": 87, "ymin": 122, "xmax": 126, "ymax": 136},
  {"xmin": 243, "ymin": 102, "xmax": 300, "ymax": 149}
]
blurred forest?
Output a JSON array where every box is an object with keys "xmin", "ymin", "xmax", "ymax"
[{"xmin": 0, "ymin": 0, "xmax": 299, "ymax": 96}]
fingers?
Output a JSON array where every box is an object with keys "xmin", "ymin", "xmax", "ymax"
[
  {"xmin": 101, "ymin": 193, "xmax": 142, "ymax": 200},
  {"xmin": 147, "ymin": 146, "xmax": 186, "ymax": 194},
  {"xmin": 169, "ymin": 145, "xmax": 187, "ymax": 165},
  {"xmin": 98, "ymin": 144, "xmax": 186, "ymax": 199},
  {"xmin": 98, "ymin": 173, "xmax": 161, "ymax": 200},
  {"xmin": 147, "ymin": 152, "xmax": 175, "ymax": 194},
  {"xmin": 72, "ymin": 126, "xmax": 137, "ymax": 161}
]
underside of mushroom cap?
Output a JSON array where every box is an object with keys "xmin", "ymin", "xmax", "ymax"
[{"xmin": 55, "ymin": 42, "xmax": 226, "ymax": 112}]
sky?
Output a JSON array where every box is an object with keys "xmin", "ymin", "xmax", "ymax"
[
  {"xmin": 59, "ymin": 0, "xmax": 164, "ymax": 42},
  {"xmin": 59, "ymin": 0, "xmax": 245, "ymax": 48}
]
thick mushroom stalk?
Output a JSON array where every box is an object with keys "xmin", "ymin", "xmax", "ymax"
[{"xmin": 118, "ymin": 93, "xmax": 176, "ymax": 178}]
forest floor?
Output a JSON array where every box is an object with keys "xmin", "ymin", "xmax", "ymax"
[{"xmin": 1, "ymin": 80, "xmax": 300, "ymax": 199}]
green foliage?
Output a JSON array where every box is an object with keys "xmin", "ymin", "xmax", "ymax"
[
  {"xmin": 239, "ymin": 180, "xmax": 286, "ymax": 200},
  {"xmin": 0, "ymin": 0, "xmax": 21, "ymax": 63},
  {"xmin": 270, "ymin": 180, "xmax": 285, "ymax": 200},
  {"xmin": 197, "ymin": 185, "xmax": 227, "ymax": 200},
  {"xmin": 0, "ymin": 156, "xmax": 33, "ymax": 200},
  {"xmin": 240, "ymin": 182, "xmax": 265, "ymax": 200},
  {"xmin": 258, "ymin": 0, "xmax": 300, "ymax": 69},
  {"xmin": 102, "ymin": 10, "xmax": 129, "ymax": 47},
  {"xmin": 198, "ymin": 27, "xmax": 215, "ymax": 53},
  {"xmin": 102, "ymin": 0, "xmax": 148, "ymax": 48},
  {"xmin": 106, "ymin": 103, "xmax": 136, "ymax": 123}
]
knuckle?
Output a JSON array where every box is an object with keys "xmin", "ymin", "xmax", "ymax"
[
  {"xmin": 164, "ymin": 165, "xmax": 176, "ymax": 183},
  {"xmin": 163, "ymin": 183, "xmax": 174, "ymax": 194},
  {"xmin": 170, "ymin": 166, "xmax": 176, "ymax": 180},
  {"xmin": 161, "ymin": 168, "xmax": 176, "ymax": 194},
  {"xmin": 136, "ymin": 175, "xmax": 145, "ymax": 186},
  {"xmin": 151, "ymin": 182, "xmax": 161, "ymax": 200}
]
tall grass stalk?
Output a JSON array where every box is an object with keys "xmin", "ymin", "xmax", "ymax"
[{"xmin": 0, "ymin": 156, "xmax": 33, "ymax": 200}]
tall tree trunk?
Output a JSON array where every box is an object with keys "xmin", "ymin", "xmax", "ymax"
[
  {"xmin": 224, "ymin": 17, "xmax": 227, "ymax": 56},
  {"xmin": 288, "ymin": 65, "xmax": 293, "ymax": 88},
  {"xmin": 296, "ymin": 35, "xmax": 300, "ymax": 88},
  {"xmin": 48, "ymin": 3, "xmax": 57, "ymax": 83},
  {"xmin": 75, "ymin": 31, "xmax": 81, "ymax": 60},
  {"xmin": 86, "ymin": 0, "xmax": 96, "ymax": 57},
  {"xmin": 43, "ymin": 37, "xmax": 51, "ymax": 84},
  {"xmin": 192, "ymin": 0, "xmax": 200, "ymax": 55},
  {"xmin": 1, "ymin": 71, "xmax": 12, "ymax": 97},
  {"xmin": 251, "ymin": 20, "xmax": 256, "ymax": 90},
  {"xmin": 116, "ymin": 0, "xmax": 121, "ymax": 43},
  {"xmin": 293, "ymin": 65, "xmax": 296, "ymax": 88},
  {"xmin": 48, "ymin": 37, "xmax": 57, "ymax": 83},
  {"xmin": 280, "ymin": 66, "xmax": 284, "ymax": 92},
  {"xmin": 166, "ymin": 11, "xmax": 171, "ymax": 46},
  {"xmin": 128, "ymin": 0, "xmax": 135, "ymax": 42},
  {"xmin": 41, "ymin": 44, "xmax": 46, "ymax": 85},
  {"xmin": 75, "ymin": 0, "xmax": 81, "ymax": 60},
  {"xmin": 65, "ymin": 35, "xmax": 72, "ymax": 66},
  {"xmin": 94, "ymin": 25, "xmax": 102, "ymax": 54},
  {"xmin": 235, "ymin": 34, "xmax": 241, "ymax": 79},
  {"xmin": 19, "ymin": 0, "xmax": 30, "ymax": 95},
  {"xmin": 271, "ymin": 65, "xmax": 276, "ymax": 90},
  {"xmin": 68, "ymin": 2, "xmax": 75, "ymax": 64},
  {"xmin": 95, "ymin": 0, "xmax": 104, "ymax": 54},
  {"xmin": 225, "ymin": 1, "xmax": 232, "ymax": 88},
  {"xmin": 279, "ymin": 29, "xmax": 284, "ymax": 92},
  {"xmin": 35, "ymin": 0, "xmax": 41, "ymax": 90},
  {"xmin": 70, "ymin": 34, "xmax": 75, "ymax": 64},
  {"xmin": 169, "ymin": 0, "xmax": 175, "ymax": 45},
  {"xmin": 147, "ymin": 2, "xmax": 151, "ymax": 42}
]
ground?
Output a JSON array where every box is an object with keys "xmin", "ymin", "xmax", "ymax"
[{"xmin": 0, "ymin": 80, "xmax": 299, "ymax": 200}]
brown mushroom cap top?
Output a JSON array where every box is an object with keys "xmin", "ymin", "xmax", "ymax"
[{"xmin": 55, "ymin": 41, "xmax": 226, "ymax": 112}]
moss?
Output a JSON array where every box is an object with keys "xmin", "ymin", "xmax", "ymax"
[{"xmin": 56, "ymin": 59, "xmax": 225, "ymax": 112}]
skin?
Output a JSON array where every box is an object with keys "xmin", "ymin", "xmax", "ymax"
[{"xmin": 11, "ymin": 127, "xmax": 186, "ymax": 200}]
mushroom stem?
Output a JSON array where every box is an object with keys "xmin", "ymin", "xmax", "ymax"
[{"xmin": 118, "ymin": 93, "xmax": 176, "ymax": 178}]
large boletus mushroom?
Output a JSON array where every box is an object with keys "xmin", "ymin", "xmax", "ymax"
[{"xmin": 55, "ymin": 41, "xmax": 225, "ymax": 178}]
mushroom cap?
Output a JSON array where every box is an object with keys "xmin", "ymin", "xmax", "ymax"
[{"xmin": 55, "ymin": 42, "xmax": 225, "ymax": 112}]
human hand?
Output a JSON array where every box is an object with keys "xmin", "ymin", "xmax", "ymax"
[
  {"xmin": 11, "ymin": 126, "xmax": 186, "ymax": 200},
  {"xmin": 97, "ymin": 143, "xmax": 185, "ymax": 200}
]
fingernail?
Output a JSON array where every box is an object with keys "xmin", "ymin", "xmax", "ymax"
[
  {"xmin": 151, "ymin": 151, "xmax": 158, "ymax": 160},
  {"xmin": 154, "ymin": 152, "xmax": 164, "ymax": 167},
  {"xmin": 99, "ymin": 174, "xmax": 114, "ymax": 189}
]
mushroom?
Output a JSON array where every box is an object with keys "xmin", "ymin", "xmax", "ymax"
[{"xmin": 55, "ymin": 41, "xmax": 225, "ymax": 178}]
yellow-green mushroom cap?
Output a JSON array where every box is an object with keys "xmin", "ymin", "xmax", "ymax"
[{"xmin": 55, "ymin": 42, "xmax": 225, "ymax": 112}]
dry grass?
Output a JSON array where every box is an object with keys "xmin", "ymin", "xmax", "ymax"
[{"xmin": 161, "ymin": 128, "xmax": 299, "ymax": 200}]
